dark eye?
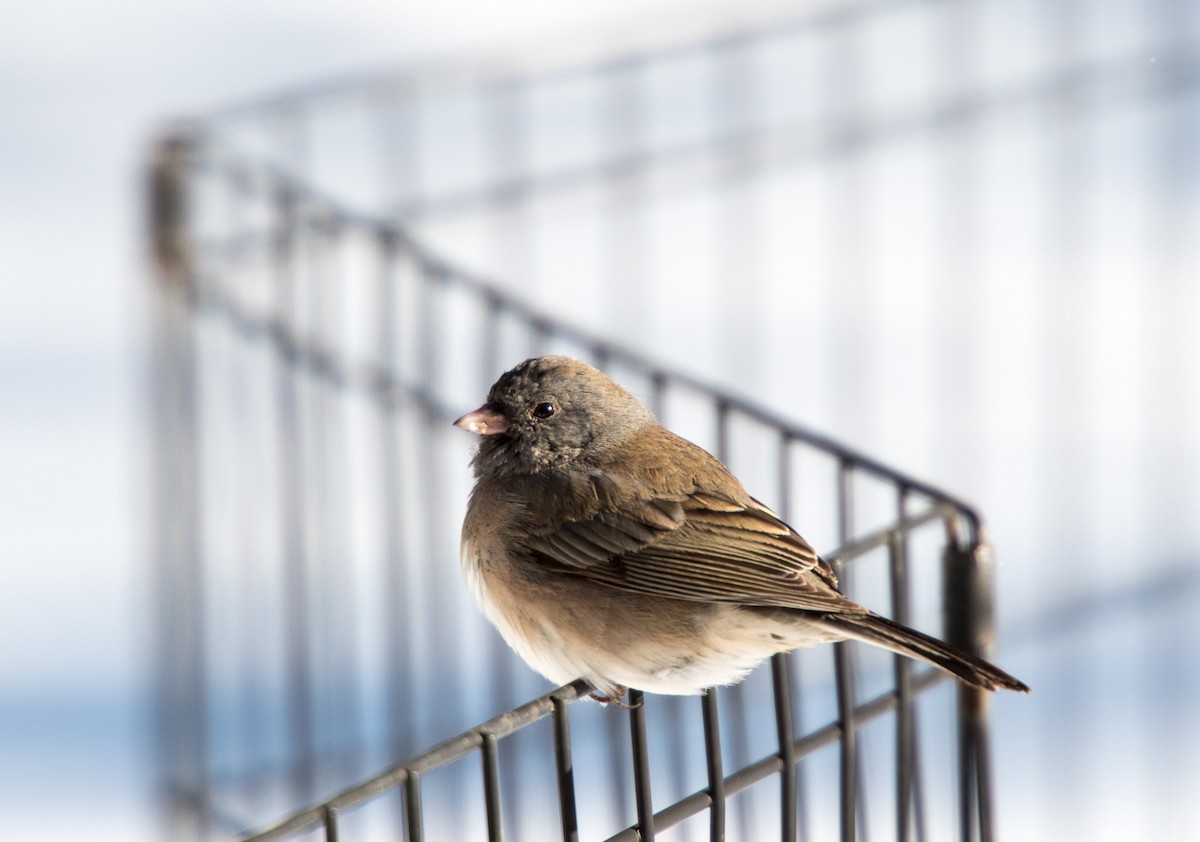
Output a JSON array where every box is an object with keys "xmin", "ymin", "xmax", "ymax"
[{"xmin": 532, "ymin": 402, "xmax": 556, "ymax": 419}]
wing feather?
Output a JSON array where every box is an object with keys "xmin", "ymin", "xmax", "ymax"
[{"xmin": 520, "ymin": 470, "xmax": 848, "ymax": 612}]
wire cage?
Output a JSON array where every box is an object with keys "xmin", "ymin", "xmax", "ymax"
[{"xmin": 144, "ymin": 3, "xmax": 1065, "ymax": 840}]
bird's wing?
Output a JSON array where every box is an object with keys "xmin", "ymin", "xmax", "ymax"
[{"xmin": 520, "ymin": 471, "xmax": 848, "ymax": 613}]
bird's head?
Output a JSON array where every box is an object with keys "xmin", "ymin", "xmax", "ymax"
[{"xmin": 454, "ymin": 355, "xmax": 655, "ymax": 476}]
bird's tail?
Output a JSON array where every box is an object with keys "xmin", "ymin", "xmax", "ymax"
[{"xmin": 821, "ymin": 612, "xmax": 1030, "ymax": 693}]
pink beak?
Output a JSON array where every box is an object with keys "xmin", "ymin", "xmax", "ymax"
[{"xmin": 453, "ymin": 402, "xmax": 508, "ymax": 436}]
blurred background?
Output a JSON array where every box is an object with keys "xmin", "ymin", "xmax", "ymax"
[{"xmin": 3, "ymin": 0, "xmax": 1199, "ymax": 840}]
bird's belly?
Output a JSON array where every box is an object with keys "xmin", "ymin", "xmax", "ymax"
[
  {"xmin": 606, "ymin": 607, "xmax": 838, "ymax": 695},
  {"xmin": 462, "ymin": 540, "xmax": 838, "ymax": 696},
  {"xmin": 461, "ymin": 544, "xmax": 589, "ymax": 688}
]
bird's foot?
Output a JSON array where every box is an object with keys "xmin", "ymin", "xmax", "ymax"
[{"xmin": 588, "ymin": 686, "xmax": 640, "ymax": 708}]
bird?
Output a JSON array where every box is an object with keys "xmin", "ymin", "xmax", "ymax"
[{"xmin": 454, "ymin": 356, "xmax": 1029, "ymax": 703}]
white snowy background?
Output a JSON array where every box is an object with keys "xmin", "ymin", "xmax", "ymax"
[{"xmin": 2, "ymin": 0, "xmax": 1197, "ymax": 839}]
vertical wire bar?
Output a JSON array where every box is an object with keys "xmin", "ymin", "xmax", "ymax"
[
  {"xmin": 530, "ymin": 319, "xmax": 551, "ymax": 356},
  {"xmin": 641, "ymin": 368, "xmax": 680, "ymax": 830},
  {"xmin": 414, "ymin": 264, "xmax": 455, "ymax": 737},
  {"xmin": 323, "ymin": 805, "xmax": 340, "ymax": 842},
  {"xmin": 480, "ymin": 292, "xmax": 503, "ymax": 395},
  {"xmin": 319, "ymin": 217, "xmax": 361, "ymax": 777},
  {"xmin": 301, "ymin": 208, "xmax": 331, "ymax": 776},
  {"xmin": 771, "ymin": 657, "xmax": 797, "ymax": 842},
  {"xmin": 774, "ymin": 430, "xmax": 797, "ymax": 842},
  {"xmin": 552, "ymin": 695, "xmax": 580, "ymax": 842},
  {"xmin": 601, "ymin": 54, "xmax": 651, "ymax": 341},
  {"xmin": 305, "ymin": 212, "xmax": 353, "ymax": 781},
  {"xmin": 405, "ymin": 773, "xmax": 425, "ymax": 842},
  {"xmin": 628, "ymin": 690, "xmax": 655, "ymax": 842},
  {"xmin": 712, "ymin": 399, "xmax": 749, "ymax": 839},
  {"xmin": 945, "ymin": 528, "xmax": 997, "ymax": 842},
  {"xmin": 973, "ymin": 710, "xmax": 995, "ymax": 842},
  {"xmin": 711, "ymin": 34, "xmax": 764, "ymax": 375},
  {"xmin": 375, "ymin": 84, "xmax": 419, "ymax": 216},
  {"xmin": 714, "ymin": 400, "xmax": 729, "ymax": 458},
  {"xmin": 603, "ymin": 678, "xmax": 633, "ymax": 829},
  {"xmin": 833, "ymin": 458, "xmax": 857, "ymax": 842},
  {"xmin": 223, "ymin": 164, "xmax": 273, "ymax": 824},
  {"xmin": 480, "ymin": 732, "xmax": 504, "ymax": 842},
  {"xmin": 377, "ymin": 234, "xmax": 415, "ymax": 841},
  {"xmin": 149, "ymin": 135, "xmax": 211, "ymax": 838},
  {"xmin": 890, "ymin": 487, "xmax": 915, "ymax": 842},
  {"xmin": 591, "ymin": 343, "xmax": 612, "ymax": 373},
  {"xmin": 483, "ymin": 77, "xmax": 534, "ymax": 303},
  {"xmin": 973, "ymin": 541, "xmax": 997, "ymax": 842},
  {"xmin": 832, "ymin": 645, "xmax": 858, "ymax": 842},
  {"xmin": 274, "ymin": 183, "xmax": 317, "ymax": 803},
  {"xmin": 701, "ymin": 689, "xmax": 726, "ymax": 842},
  {"xmin": 648, "ymin": 372, "xmax": 667, "ymax": 418},
  {"xmin": 950, "ymin": 555, "xmax": 978, "ymax": 842}
]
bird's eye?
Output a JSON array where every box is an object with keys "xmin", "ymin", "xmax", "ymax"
[{"xmin": 532, "ymin": 402, "xmax": 556, "ymax": 419}]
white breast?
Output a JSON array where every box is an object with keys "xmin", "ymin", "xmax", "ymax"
[{"xmin": 460, "ymin": 536, "xmax": 589, "ymax": 688}]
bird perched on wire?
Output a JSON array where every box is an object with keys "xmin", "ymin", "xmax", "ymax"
[{"xmin": 454, "ymin": 356, "xmax": 1028, "ymax": 703}]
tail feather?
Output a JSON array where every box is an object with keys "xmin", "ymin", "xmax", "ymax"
[{"xmin": 823, "ymin": 612, "xmax": 1030, "ymax": 693}]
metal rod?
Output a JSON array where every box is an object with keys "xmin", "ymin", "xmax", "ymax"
[
  {"xmin": 481, "ymin": 732, "xmax": 504, "ymax": 842},
  {"xmin": 405, "ymin": 774, "xmax": 424, "ymax": 842},
  {"xmin": 891, "ymin": 488, "xmax": 915, "ymax": 842},
  {"xmin": 944, "ymin": 536, "xmax": 995, "ymax": 842},
  {"xmin": 235, "ymin": 489, "xmax": 964, "ymax": 842},
  {"xmin": 552, "ymin": 695, "xmax": 580, "ymax": 842},
  {"xmin": 628, "ymin": 690, "xmax": 655, "ymax": 841},
  {"xmin": 701, "ymin": 689, "xmax": 726, "ymax": 842},
  {"xmin": 776, "ymin": 432, "xmax": 806, "ymax": 842},
  {"xmin": 973, "ymin": 712, "xmax": 994, "ymax": 842},
  {"xmin": 834, "ymin": 459, "xmax": 857, "ymax": 842},
  {"xmin": 149, "ymin": 134, "xmax": 212, "ymax": 838},
  {"xmin": 273, "ymin": 182, "xmax": 317, "ymax": 804},
  {"xmin": 603, "ymin": 670, "xmax": 947, "ymax": 842},
  {"xmin": 712, "ymin": 400, "xmax": 750, "ymax": 840},
  {"xmin": 322, "ymin": 805, "xmax": 339, "ymax": 842},
  {"xmin": 833, "ymin": 642, "xmax": 858, "ymax": 842},
  {"xmin": 771, "ymin": 656, "xmax": 797, "ymax": 842}
]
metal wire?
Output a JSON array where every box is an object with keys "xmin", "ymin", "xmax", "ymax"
[
  {"xmin": 146, "ymin": 4, "xmax": 1053, "ymax": 838},
  {"xmin": 154, "ymin": 132, "xmax": 1003, "ymax": 840}
]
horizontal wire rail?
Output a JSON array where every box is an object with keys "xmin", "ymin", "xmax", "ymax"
[
  {"xmin": 178, "ymin": 140, "xmax": 987, "ymax": 546},
  {"xmin": 174, "ymin": 22, "xmax": 1200, "ymax": 225},
  {"xmin": 185, "ymin": 0, "xmax": 944, "ymax": 126},
  {"xmin": 240, "ymin": 653, "xmax": 951, "ymax": 840}
]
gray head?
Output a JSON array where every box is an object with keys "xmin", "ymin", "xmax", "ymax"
[{"xmin": 454, "ymin": 356, "xmax": 656, "ymax": 476}]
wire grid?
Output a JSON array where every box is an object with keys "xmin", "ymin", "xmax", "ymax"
[
  {"xmin": 152, "ymin": 133, "xmax": 1000, "ymax": 842},
  {"xmin": 142, "ymin": 3, "xmax": 1071, "ymax": 839}
]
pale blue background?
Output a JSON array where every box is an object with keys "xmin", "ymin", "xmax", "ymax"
[{"xmin": 3, "ymin": 1, "xmax": 1197, "ymax": 839}]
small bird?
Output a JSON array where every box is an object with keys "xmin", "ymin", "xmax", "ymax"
[{"xmin": 455, "ymin": 356, "xmax": 1028, "ymax": 702}]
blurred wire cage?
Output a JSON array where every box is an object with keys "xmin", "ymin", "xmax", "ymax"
[
  {"xmin": 143, "ymin": 0, "xmax": 1199, "ymax": 838},
  {"xmin": 150, "ymin": 148, "xmax": 1002, "ymax": 839}
]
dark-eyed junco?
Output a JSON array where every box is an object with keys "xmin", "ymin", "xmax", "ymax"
[{"xmin": 455, "ymin": 356, "xmax": 1028, "ymax": 702}]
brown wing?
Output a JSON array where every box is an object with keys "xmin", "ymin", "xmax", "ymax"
[{"xmin": 520, "ymin": 472, "xmax": 849, "ymax": 613}]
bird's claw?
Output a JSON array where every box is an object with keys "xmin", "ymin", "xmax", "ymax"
[{"xmin": 588, "ymin": 686, "xmax": 640, "ymax": 708}]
